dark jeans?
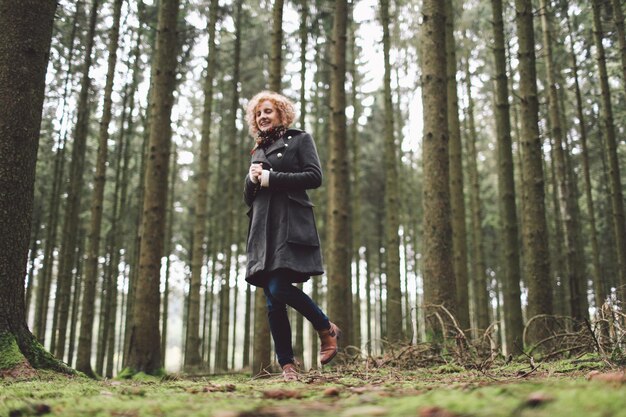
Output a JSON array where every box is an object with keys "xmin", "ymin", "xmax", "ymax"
[{"xmin": 263, "ymin": 273, "xmax": 330, "ymax": 367}]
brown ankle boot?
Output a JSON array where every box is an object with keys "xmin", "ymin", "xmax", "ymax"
[
  {"xmin": 281, "ymin": 363, "xmax": 299, "ymax": 382},
  {"xmin": 318, "ymin": 322, "xmax": 341, "ymax": 365}
]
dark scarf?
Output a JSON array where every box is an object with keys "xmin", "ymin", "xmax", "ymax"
[{"xmin": 251, "ymin": 125, "xmax": 286, "ymax": 154}]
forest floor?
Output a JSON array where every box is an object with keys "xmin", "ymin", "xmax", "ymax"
[{"xmin": 1, "ymin": 354, "xmax": 625, "ymax": 417}]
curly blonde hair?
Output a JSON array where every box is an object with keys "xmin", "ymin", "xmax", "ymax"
[{"xmin": 245, "ymin": 91, "xmax": 296, "ymax": 137}]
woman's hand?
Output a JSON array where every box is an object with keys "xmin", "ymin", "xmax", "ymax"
[{"xmin": 249, "ymin": 163, "xmax": 263, "ymax": 183}]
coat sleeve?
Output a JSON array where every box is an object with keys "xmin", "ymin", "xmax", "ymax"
[
  {"xmin": 243, "ymin": 174, "xmax": 260, "ymax": 207},
  {"xmin": 267, "ymin": 133, "xmax": 323, "ymax": 191}
]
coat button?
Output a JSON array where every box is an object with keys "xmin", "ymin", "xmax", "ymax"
[
  {"xmin": 284, "ymin": 143, "xmax": 288, "ymax": 147},
  {"xmin": 287, "ymin": 135, "xmax": 292, "ymax": 139},
  {"xmin": 270, "ymin": 168, "xmax": 274, "ymax": 171},
  {"xmin": 277, "ymin": 153, "xmax": 283, "ymax": 158}
]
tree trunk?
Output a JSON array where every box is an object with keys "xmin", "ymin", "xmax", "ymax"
[
  {"xmin": 76, "ymin": 0, "xmax": 123, "ymax": 376},
  {"xmin": 562, "ymin": 5, "xmax": 604, "ymax": 309},
  {"xmin": 34, "ymin": 1, "xmax": 80, "ymax": 345},
  {"xmin": 591, "ymin": 0, "xmax": 626, "ymax": 303},
  {"xmin": 125, "ymin": 0, "xmax": 181, "ymax": 375},
  {"xmin": 0, "ymin": 1, "xmax": 73, "ymax": 375},
  {"xmin": 380, "ymin": 0, "xmax": 402, "ymax": 343},
  {"xmin": 539, "ymin": 0, "xmax": 588, "ymax": 324},
  {"xmin": 445, "ymin": 0, "xmax": 470, "ymax": 332},
  {"xmin": 611, "ymin": 0, "xmax": 626, "ymax": 95},
  {"xmin": 327, "ymin": 0, "xmax": 353, "ymax": 351},
  {"xmin": 464, "ymin": 57, "xmax": 490, "ymax": 332},
  {"xmin": 185, "ymin": 0, "xmax": 219, "ymax": 370},
  {"xmin": 420, "ymin": 0, "xmax": 457, "ymax": 341},
  {"xmin": 490, "ymin": 0, "xmax": 523, "ymax": 355},
  {"xmin": 51, "ymin": 0, "xmax": 101, "ymax": 361},
  {"xmin": 348, "ymin": 10, "xmax": 362, "ymax": 351},
  {"xmin": 270, "ymin": 0, "xmax": 284, "ymax": 92},
  {"xmin": 514, "ymin": 0, "xmax": 553, "ymax": 346}
]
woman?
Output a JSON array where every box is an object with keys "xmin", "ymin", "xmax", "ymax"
[{"xmin": 243, "ymin": 91, "xmax": 340, "ymax": 381}]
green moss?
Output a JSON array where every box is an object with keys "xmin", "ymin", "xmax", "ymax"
[
  {"xmin": 0, "ymin": 332, "xmax": 27, "ymax": 370},
  {"xmin": 433, "ymin": 363, "xmax": 464, "ymax": 373},
  {"xmin": 2, "ymin": 360, "xmax": 626, "ymax": 417},
  {"xmin": 117, "ymin": 368, "xmax": 166, "ymax": 381}
]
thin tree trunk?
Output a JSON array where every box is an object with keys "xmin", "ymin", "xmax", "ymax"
[
  {"xmin": 327, "ymin": 0, "xmax": 353, "ymax": 350},
  {"xmin": 34, "ymin": 0, "xmax": 80, "ymax": 345},
  {"xmin": 539, "ymin": 0, "xmax": 588, "ymax": 324},
  {"xmin": 445, "ymin": 0, "xmax": 470, "ymax": 332},
  {"xmin": 490, "ymin": 0, "xmax": 523, "ymax": 355},
  {"xmin": 270, "ymin": 0, "xmax": 284, "ymax": 92},
  {"xmin": 611, "ymin": 0, "xmax": 626, "ymax": 95},
  {"xmin": 67, "ymin": 227, "xmax": 85, "ymax": 367},
  {"xmin": 185, "ymin": 0, "xmax": 219, "ymax": 369},
  {"xmin": 52, "ymin": 0, "xmax": 101, "ymax": 361},
  {"xmin": 591, "ymin": 0, "xmax": 626, "ymax": 302},
  {"xmin": 380, "ymin": 0, "xmax": 402, "ymax": 343},
  {"xmin": 125, "ymin": 0, "xmax": 181, "ymax": 375},
  {"xmin": 562, "ymin": 6, "xmax": 603, "ymax": 308},
  {"xmin": 464, "ymin": 55, "xmax": 490, "ymax": 332},
  {"xmin": 514, "ymin": 0, "xmax": 553, "ymax": 345},
  {"xmin": 76, "ymin": 0, "xmax": 123, "ymax": 376},
  {"xmin": 161, "ymin": 143, "xmax": 178, "ymax": 368}
]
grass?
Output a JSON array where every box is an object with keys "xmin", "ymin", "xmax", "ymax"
[{"xmin": 1, "ymin": 357, "xmax": 625, "ymax": 417}]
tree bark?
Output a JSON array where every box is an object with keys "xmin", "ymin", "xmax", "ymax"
[
  {"xmin": 380, "ymin": 0, "xmax": 402, "ymax": 343},
  {"xmin": 514, "ymin": 0, "xmax": 553, "ymax": 345},
  {"xmin": 76, "ymin": 0, "xmax": 123, "ymax": 376},
  {"xmin": 51, "ymin": 0, "xmax": 101, "ymax": 361},
  {"xmin": 490, "ymin": 0, "xmax": 523, "ymax": 355},
  {"xmin": 611, "ymin": 0, "xmax": 626, "ymax": 96},
  {"xmin": 327, "ymin": 0, "xmax": 353, "ymax": 351},
  {"xmin": 185, "ymin": 0, "xmax": 219, "ymax": 369},
  {"xmin": 591, "ymin": 0, "xmax": 626, "ymax": 303},
  {"xmin": 464, "ymin": 57, "xmax": 490, "ymax": 332},
  {"xmin": 125, "ymin": 0, "xmax": 181, "ymax": 375},
  {"xmin": 445, "ymin": 0, "xmax": 470, "ymax": 332},
  {"xmin": 420, "ymin": 0, "xmax": 457, "ymax": 341},
  {"xmin": 270, "ymin": 0, "xmax": 284, "ymax": 92},
  {"xmin": 539, "ymin": 0, "xmax": 588, "ymax": 324},
  {"xmin": 0, "ymin": 0, "xmax": 73, "ymax": 375}
]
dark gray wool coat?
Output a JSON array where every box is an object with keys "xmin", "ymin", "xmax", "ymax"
[{"xmin": 244, "ymin": 128, "xmax": 324, "ymax": 287}]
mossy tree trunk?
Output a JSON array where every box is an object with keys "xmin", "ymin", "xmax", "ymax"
[
  {"xmin": 420, "ymin": 0, "xmax": 457, "ymax": 341},
  {"xmin": 125, "ymin": 0, "xmax": 181, "ymax": 375},
  {"xmin": 0, "ymin": 0, "xmax": 73, "ymax": 375}
]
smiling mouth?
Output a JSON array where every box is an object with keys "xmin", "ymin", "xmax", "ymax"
[{"xmin": 259, "ymin": 120, "xmax": 270, "ymax": 127}]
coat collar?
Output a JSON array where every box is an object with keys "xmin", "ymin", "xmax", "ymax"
[{"xmin": 264, "ymin": 136, "xmax": 286, "ymax": 156}]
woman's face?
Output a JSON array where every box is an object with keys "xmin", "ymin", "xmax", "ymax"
[{"xmin": 255, "ymin": 100, "xmax": 279, "ymax": 132}]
